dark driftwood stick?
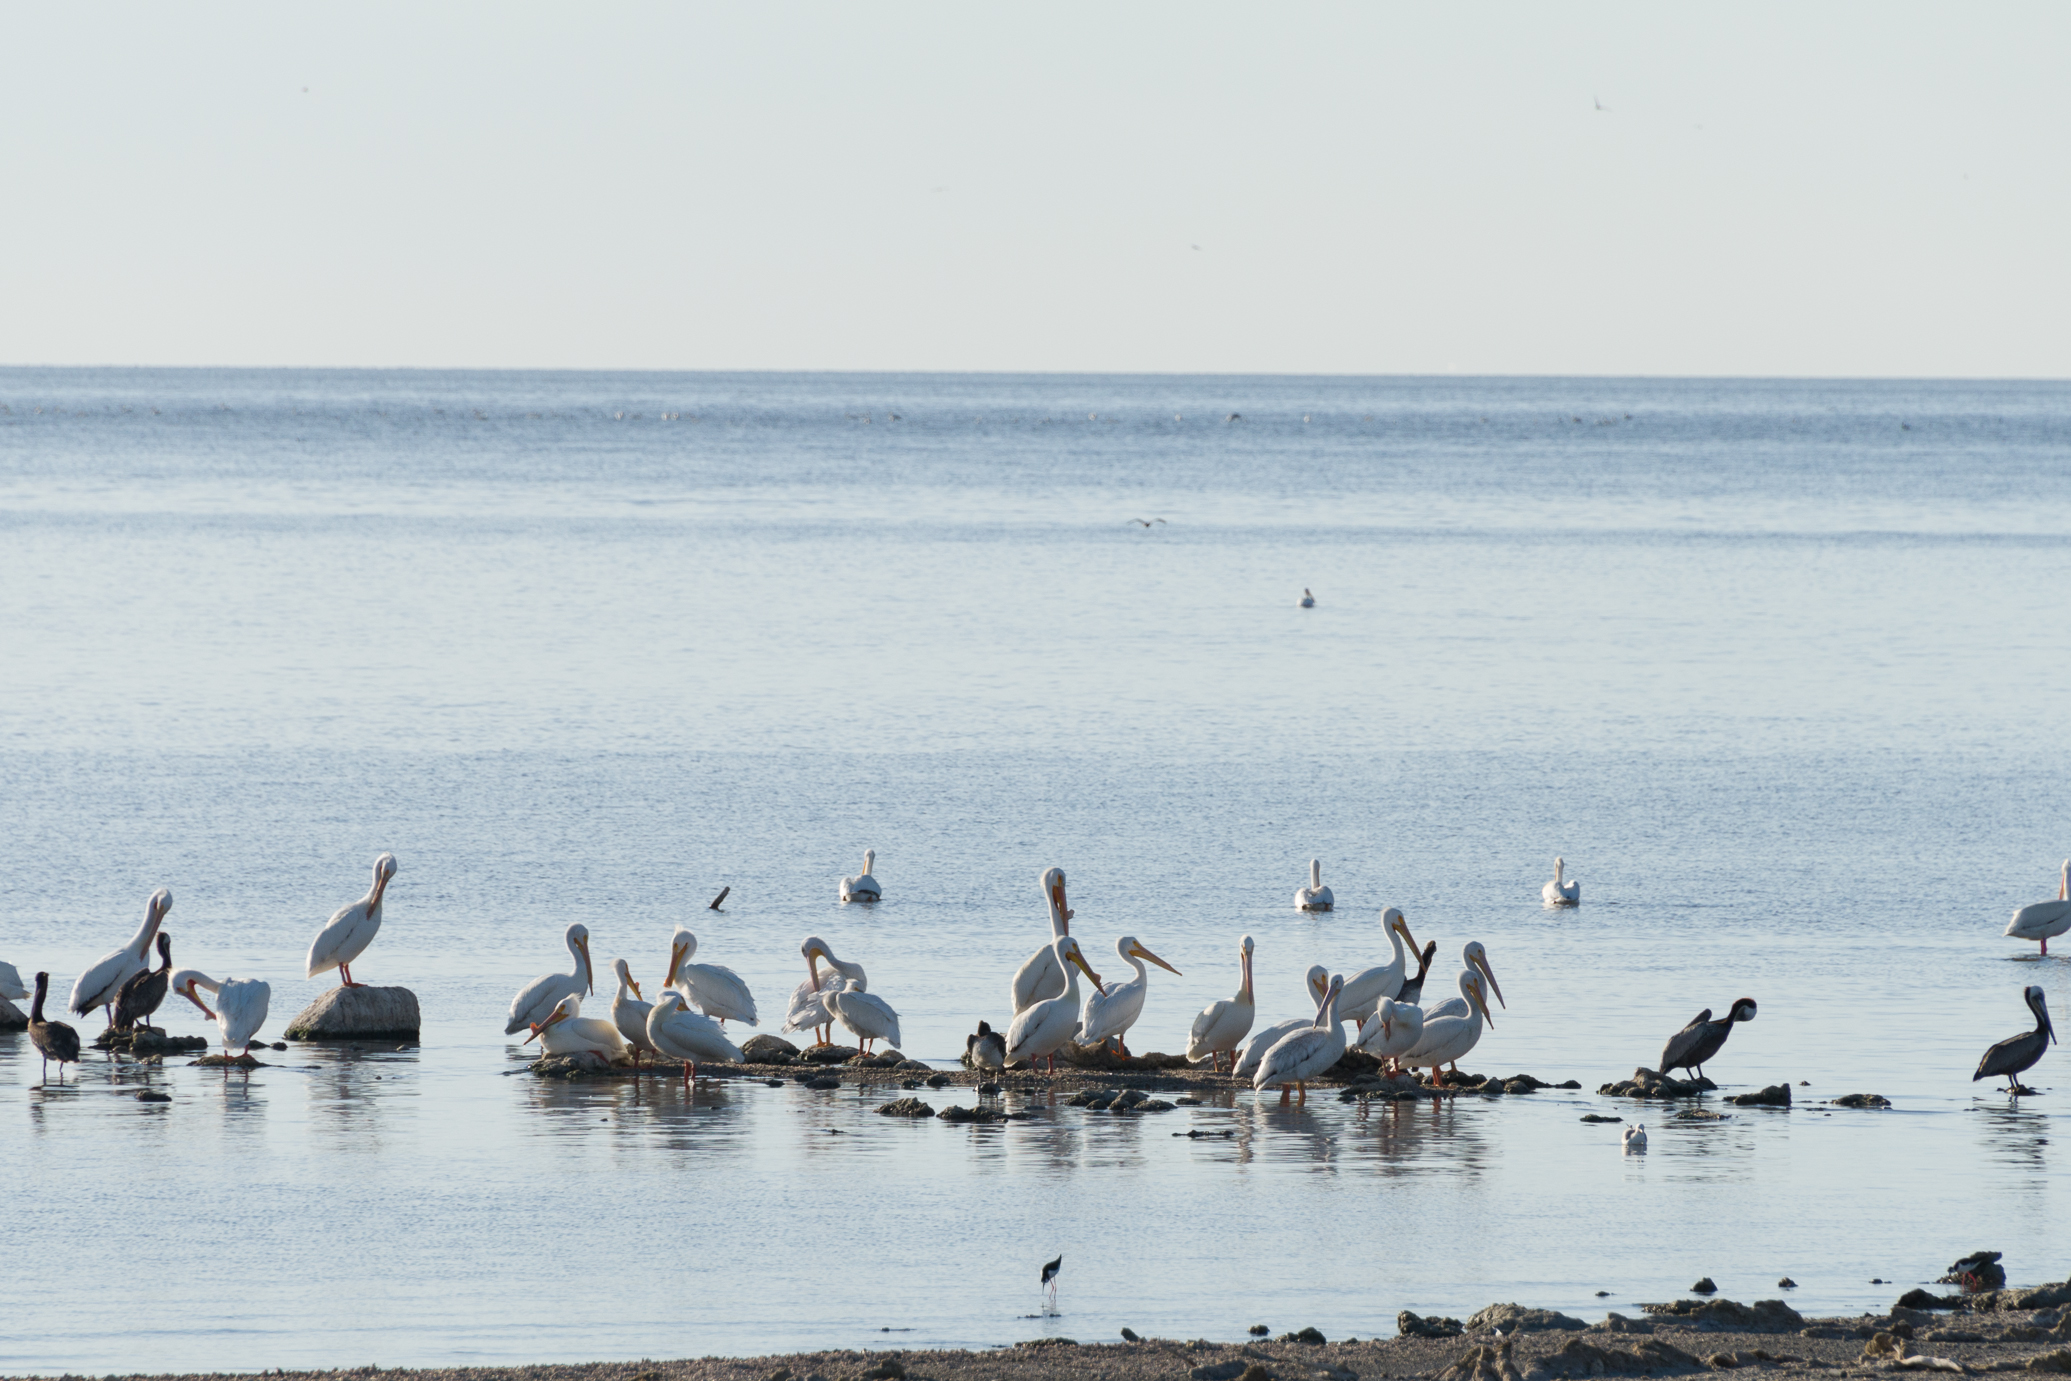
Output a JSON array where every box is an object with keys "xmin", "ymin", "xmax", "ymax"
[{"xmin": 709, "ymin": 886, "xmax": 730, "ymax": 910}]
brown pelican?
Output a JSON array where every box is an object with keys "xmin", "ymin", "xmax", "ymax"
[
  {"xmin": 70, "ymin": 888, "xmax": 171, "ymax": 1025},
  {"xmin": 29, "ymin": 972, "xmax": 81, "ymax": 1084},
  {"xmin": 112, "ymin": 933, "xmax": 174, "ymax": 1032},
  {"xmin": 1394, "ymin": 939, "xmax": 1439, "ymax": 1006},
  {"xmin": 1658, "ymin": 998, "xmax": 1758, "ymax": 1079},
  {"xmin": 1974, "ymin": 985, "xmax": 2054, "ymax": 1094}
]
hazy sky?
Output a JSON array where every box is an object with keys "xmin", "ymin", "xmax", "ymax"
[{"xmin": 4, "ymin": 4, "xmax": 2067, "ymax": 376}]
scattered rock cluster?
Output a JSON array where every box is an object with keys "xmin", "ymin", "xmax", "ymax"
[
  {"xmin": 1399, "ymin": 1312, "xmax": 1466, "ymax": 1339},
  {"xmin": 1598, "ymin": 1067, "xmax": 1718, "ymax": 1099},
  {"xmin": 95, "ymin": 1027, "xmax": 210, "ymax": 1054},
  {"xmin": 1062, "ymin": 1088, "xmax": 1176, "ymax": 1113},
  {"xmin": 1726, "ymin": 1085, "xmax": 1792, "ymax": 1108}
]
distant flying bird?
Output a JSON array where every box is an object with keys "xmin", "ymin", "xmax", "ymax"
[
  {"xmin": 1593, "ymin": 94, "xmax": 1610, "ymax": 112},
  {"xmin": 1128, "ymin": 518, "xmax": 1166, "ymax": 528},
  {"xmin": 1041, "ymin": 1254, "xmax": 1063, "ymax": 1311},
  {"xmin": 1974, "ymin": 985, "xmax": 2055, "ymax": 1094},
  {"xmin": 1191, "ymin": 243, "xmax": 1202, "ymax": 251}
]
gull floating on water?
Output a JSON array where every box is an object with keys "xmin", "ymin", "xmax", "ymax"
[
  {"xmin": 1623, "ymin": 1123, "xmax": 1647, "ymax": 1154},
  {"xmin": 2004, "ymin": 861, "xmax": 2071, "ymax": 956}
]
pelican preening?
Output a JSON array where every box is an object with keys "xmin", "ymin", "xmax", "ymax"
[
  {"xmin": 1974, "ymin": 985, "xmax": 2054, "ymax": 1094},
  {"xmin": 1007, "ymin": 936, "xmax": 1103, "ymax": 1072},
  {"xmin": 70, "ymin": 888, "xmax": 171, "ymax": 1026},
  {"xmin": 1542, "ymin": 856, "xmax": 1580, "ymax": 907},
  {"xmin": 1355, "ymin": 996, "xmax": 1424, "ymax": 1073},
  {"xmin": 665, "ymin": 928, "xmax": 759, "ymax": 1026},
  {"xmin": 525, "ymin": 993, "xmax": 628, "ymax": 1063},
  {"xmin": 29, "ymin": 972, "xmax": 81, "ymax": 1085},
  {"xmin": 1080, "ymin": 936, "xmax": 1180, "ymax": 1056},
  {"xmin": 645, "ymin": 990, "xmax": 744, "ymax": 1084},
  {"xmin": 1295, "ymin": 859, "xmax": 1334, "ymax": 912},
  {"xmin": 825, "ymin": 978, "xmax": 902, "ymax": 1053},
  {"xmin": 967, "ymin": 1020, "xmax": 1006, "ymax": 1070},
  {"xmin": 1623, "ymin": 1124, "xmax": 1648, "ymax": 1154},
  {"xmin": 1340, "ymin": 908, "xmax": 1421, "ymax": 1027},
  {"xmin": 1187, "ymin": 935, "xmax": 1256, "ymax": 1072},
  {"xmin": 170, "ymin": 969, "xmax": 272, "ymax": 1057},
  {"xmin": 1395, "ymin": 939, "xmax": 1439, "ymax": 1007},
  {"xmin": 610, "ymin": 959, "xmax": 658, "ymax": 1067},
  {"xmin": 1255, "ymin": 974, "xmax": 1348, "ymax": 1102},
  {"xmin": 506, "ymin": 924, "xmax": 595, "ymax": 1035},
  {"xmin": 782, "ymin": 936, "xmax": 865, "ymax": 1046},
  {"xmin": 1403, "ymin": 968, "xmax": 1496, "ymax": 1085},
  {"xmin": 306, "ymin": 852, "xmax": 398, "ymax": 987},
  {"xmin": 839, "ymin": 849, "xmax": 882, "ymax": 903},
  {"xmin": 1011, "ymin": 868, "xmax": 1074, "ymax": 1014},
  {"xmin": 1657, "ymin": 998, "xmax": 1757, "ymax": 1080},
  {"xmin": 1233, "ymin": 965, "xmax": 1332, "ymax": 1079},
  {"xmin": 2005, "ymin": 861, "xmax": 2071, "ymax": 956},
  {"xmin": 112, "ymin": 933, "xmax": 174, "ymax": 1032}
]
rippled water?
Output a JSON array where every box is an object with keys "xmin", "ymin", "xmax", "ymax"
[{"xmin": 3, "ymin": 370, "xmax": 2069, "ymax": 1375}]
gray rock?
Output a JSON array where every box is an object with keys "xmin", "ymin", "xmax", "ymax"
[
  {"xmin": 926, "ymin": 1073, "xmax": 951, "ymax": 1088},
  {"xmin": 284, "ymin": 986, "xmax": 421, "ymax": 1041},
  {"xmin": 1397, "ymin": 1311, "xmax": 1465, "ymax": 1339},
  {"xmin": 876, "ymin": 1097, "xmax": 934, "ymax": 1117},
  {"xmin": 938, "ymin": 1104, "xmax": 1005, "ymax": 1123},
  {"xmin": 739, "ymin": 1034, "xmax": 800, "ymax": 1063},
  {"xmin": 1191, "ymin": 1364, "xmax": 1248, "ymax": 1381},
  {"xmin": 802, "ymin": 1044, "xmax": 860, "ymax": 1064},
  {"xmin": 1692, "ymin": 1279, "xmax": 1719, "ymax": 1294},
  {"xmin": 1509, "ymin": 1336, "xmax": 1706, "ymax": 1379},
  {"xmin": 1598, "ymin": 1067, "xmax": 1715, "ymax": 1099},
  {"xmin": 1465, "ymin": 1304, "xmax": 1588, "ymax": 1333},
  {"xmin": 1580, "ymin": 1114, "xmax": 1624, "ymax": 1123},
  {"xmin": 1640, "ymin": 1298, "xmax": 1805, "ymax": 1332},
  {"xmin": 135, "ymin": 1090, "xmax": 171, "ymax": 1102},
  {"xmin": 0, "ymin": 994, "xmax": 24, "ymax": 1030},
  {"xmin": 1726, "ymin": 1084, "xmax": 1791, "ymax": 1108},
  {"xmin": 804, "ymin": 1076, "xmax": 842, "ymax": 1090},
  {"xmin": 1120, "ymin": 1328, "xmax": 1141, "ymax": 1343},
  {"xmin": 1832, "ymin": 1093, "xmax": 1891, "ymax": 1108}
]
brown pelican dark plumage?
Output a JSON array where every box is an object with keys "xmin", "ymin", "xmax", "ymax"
[
  {"xmin": 1658, "ymin": 998, "xmax": 1757, "ymax": 1079},
  {"xmin": 1974, "ymin": 985, "xmax": 2054, "ymax": 1094},
  {"xmin": 29, "ymin": 971, "xmax": 81, "ymax": 1085},
  {"xmin": 113, "ymin": 933, "xmax": 174, "ymax": 1032},
  {"xmin": 1395, "ymin": 939, "xmax": 1439, "ymax": 1007}
]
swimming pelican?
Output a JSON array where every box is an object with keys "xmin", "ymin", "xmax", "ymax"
[
  {"xmin": 113, "ymin": 933, "xmax": 174, "ymax": 1032},
  {"xmin": 170, "ymin": 969, "xmax": 272, "ymax": 1057},
  {"xmin": 2005, "ymin": 861, "xmax": 2071, "ymax": 956},
  {"xmin": 1232, "ymin": 965, "xmax": 1332, "ymax": 1079},
  {"xmin": 1355, "ymin": 996, "xmax": 1425, "ymax": 1073},
  {"xmin": 610, "ymin": 959, "xmax": 657, "ymax": 1067},
  {"xmin": 1295, "ymin": 860, "xmax": 1334, "ymax": 912},
  {"xmin": 782, "ymin": 936, "xmax": 866, "ymax": 1046},
  {"xmin": 1542, "ymin": 856, "xmax": 1580, "ymax": 907},
  {"xmin": 825, "ymin": 978, "xmax": 902, "ymax": 1053},
  {"xmin": 1394, "ymin": 939, "xmax": 1439, "ymax": 1007},
  {"xmin": 1975, "ymin": 985, "xmax": 2054, "ymax": 1093},
  {"xmin": 664, "ymin": 928, "xmax": 758, "ymax": 1025},
  {"xmin": 70, "ymin": 888, "xmax": 171, "ymax": 1026},
  {"xmin": 1424, "ymin": 942, "xmax": 1507, "ymax": 1019},
  {"xmin": 1299, "ymin": 588, "xmax": 1316, "ymax": 608},
  {"xmin": 1255, "ymin": 974, "xmax": 1348, "ymax": 1103},
  {"xmin": 1011, "ymin": 868, "xmax": 1075, "ymax": 1014},
  {"xmin": 1657, "ymin": 998, "xmax": 1757, "ymax": 1080},
  {"xmin": 1080, "ymin": 936, "xmax": 1181, "ymax": 1056},
  {"xmin": 1186, "ymin": 935, "xmax": 1256, "ymax": 1072},
  {"xmin": 0, "ymin": 961, "xmax": 27, "ymax": 1001},
  {"xmin": 306, "ymin": 852, "xmax": 398, "ymax": 988},
  {"xmin": 967, "ymin": 1020, "xmax": 1007, "ymax": 1070},
  {"xmin": 1340, "ymin": 908, "xmax": 1421, "ymax": 1027},
  {"xmin": 29, "ymin": 972, "xmax": 81, "ymax": 1084},
  {"xmin": 1006, "ymin": 936, "xmax": 1103, "ymax": 1073},
  {"xmin": 1403, "ymin": 968, "xmax": 1495, "ymax": 1086},
  {"xmin": 646, "ymin": 990, "xmax": 744, "ymax": 1084},
  {"xmin": 1623, "ymin": 1124, "xmax": 1648, "ymax": 1154},
  {"xmin": 524, "ymin": 993, "xmax": 628, "ymax": 1063},
  {"xmin": 839, "ymin": 849, "xmax": 882, "ymax": 903},
  {"xmin": 505, "ymin": 924, "xmax": 595, "ymax": 1035}
]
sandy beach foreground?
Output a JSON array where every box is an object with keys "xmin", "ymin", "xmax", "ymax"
[{"xmin": 23, "ymin": 1297, "xmax": 2071, "ymax": 1381}]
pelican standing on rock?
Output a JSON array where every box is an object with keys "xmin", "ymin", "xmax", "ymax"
[
  {"xmin": 839, "ymin": 850, "xmax": 882, "ymax": 903},
  {"xmin": 646, "ymin": 990, "xmax": 744, "ymax": 1084},
  {"xmin": 1007, "ymin": 936, "xmax": 1103, "ymax": 1073},
  {"xmin": 1974, "ymin": 985, "xmax": 2055, "ymax": 1093},
  {"xmin": 70, "ymin": 887, "xmax": 171, "ymax": 1026},
  {"xmin": 506, "ymin": 924, "xmax": 595, "ymax": 1035},
  {"xmin": 1403, "ymin": 968, "xmax": 1496, "ymax": 1086},
  {"xmin": 29, "ymin": 972, "xmax": 81, "ymax": 1085},
  {"xmin": 525, "ymin": 993, "xmax": 628, "ymax": 1063},
  {"xmin": 2005, "ymin": 861, "xmax": 2071, "ymax": 956},
  {"xmin": 1295, "ymin": 860, "xmax": 1334, "ymax": 912},
  {"xmin": 1542, "ymin": 856, "xmax": 1580, "ymax": 907},
  {"xmin": 1080, "ymin": 936, "xmax": 1180, "ymax": 1057},
  {"xmin": 1255, "ymin": 974, "xmax": 1348, "ymax": 1103},
  {"xmin": 610, "ymin": 959, "xmax": 657, "ymax": 1068},
  {"xmin": 665, "ymin": 927, "xmax": 758, "ymax": 1025},
  {"xmin": 825, "ymin": 978, "xmax": 901, "ymax": 1053},
  {"xmin": 1355, "ymin": 996, "xmax": 1424, "ymax": 1073},
  {"xmin": 1012, "ymin": 868, "xmax": 1075, "ymax": 1014},
  {"xmin": 306, "ymin": 852, "xmax": 398, "ymax": 988},
  {"xmin": 1186, "ymin": 935, "xmax": 1255, "ymax": 1072},
  {"xmin": 967, "ymin": 1020, "xmax": 1007, "ymax": 1070},
  {"xmin": 113, "ymin": 933, "xmax": 174, "ymax": 1032},
  {"xmin": 1657, "ymin": 998, "xmax": 1757, "ymax": 1080},
  {"xmin": 1340, "ymin": 908, "xmax": 1421, "ymax": 1027},
  {"xmin": 1233, "ymin": 965, "xmax": 1332, "ymax": 1079},
  {"xmin": 782, "ymin": 936, "xmax": 866, "ymax": 1046},
  {"xmin": 170, "ymin": 970, "xmax": 272, "ymax": 1057}
]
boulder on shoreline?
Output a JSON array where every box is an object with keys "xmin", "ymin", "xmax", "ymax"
[
  {"xmin": 284, "ymin": 985, "xmax": 421, "ymax": 1041},
  {"xmin": 1600, "ymin": 1067, "xmax": 1717, "ymax": 1099},
  {"xmin": 1727, "ymin": 1084, "xmax": 1792, "ymax": 1108},
  {"xmin": 1465, "ymin": 1304, "xmax": 1588, "ymax": 1333},
  {"xmin": 1639, "ymin": 1298, "xmax": 1805, "ymax": 1332},
  {"xmin": 1399, "ymin": 1311, "xmax": 1466, "ymax": 1338},
  {"xmin": 740, "ymin": 1034, "xmax": 800, "ymax": 1064},
  {"xmin": 0, "ymin": 994, "xmax": 24, "ymax": 1029}
]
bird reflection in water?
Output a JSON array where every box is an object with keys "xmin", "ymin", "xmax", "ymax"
[
  {"xmin": 1977, "ymin": 1101, "xmax": 2052, "ymax": 1176},
  {"xmin": 1343, "ymin": 1095, "xmax": 1496, "ymax": 1178}
]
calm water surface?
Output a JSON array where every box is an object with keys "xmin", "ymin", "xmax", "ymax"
[{"xmin": 3, "ymin": 370, "xmax": 2069, "ymax": 1374}]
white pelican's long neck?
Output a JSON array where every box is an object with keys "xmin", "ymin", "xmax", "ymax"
[
  {"xmin": 1237, "ymin": 950, "xmax": 1254, "ymax": 1005},
  {"xmin": 1457, "ymin": 970, "xmax": 1483, "ymax": 1029},
  {"xmin": 366, "ymin": 867, "xmax": 388, "ymax": 913},
  {"xmin": 1309, "ymin": 859, "xmax": 1322, "ymax": 891},
  {"xmin": 1555, "ymin": 858, "xmax": 1565, "ymax": 885},
  {"xmin": 129, "ymin": 905, "xmax": 163, "ymax": 958},
  {"xmin": 2061, "ymin": 860, "xmax": 2068, "ymax": 901},
  {"xmin": 1385, "ymin": 920, "xmax": 1406, "ymax": 973},
  {"xmin": 1122, "ymin": 951, "xmax": 1148, "ymax": 991}
]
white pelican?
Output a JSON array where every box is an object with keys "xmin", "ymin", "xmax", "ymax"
[
  {"xmin": 170, "ymin": 969, "xmax": 272, "ymax": 1057},
  {"xmin": 1011, "ymin": 867, "xmax": 1074, "ymax": 1014},
  {"xmin": 0, "ymin": 960, "xmax": 27, "ymax": 1001},
  {"xmin": 1080, "ymin": 936, "xmax": 1181, "ymax": 1056},
  {"xmin": 610, "ymin": 959, "xmax": 657, "ymax": 1067},
  {"xmin": 825, "ymin": 978, "xmax": 902, "ymax": 1053},
  {"xmin": 782, "ymin": 936, "xmax": 866, "ymax": 1046},
  {"xmin": 70, "ymin": 888, "xmax": 172, "ymax": 1026},
  {"xmin": 1186, "ymin": 935, "xmax": 1256, "ymax": 1072},
  {"xmin": 1424, "ymin": 942, "xmax": 1507, "ymax": 1019},
  {"xmin": 1542, "ymin": 856, "xmax": 1580, "ymax": 907},
  {"xmin": 1623, "ymin": 1124, "xmax": 1647, "ymax": 1154},
  {"xmin": 839, "ymin": 849, "xmax": 882, "ymax": 903},
  {"xmin": 1232, "ymin": 965, "xmax": 1332, "ymax": 1079},
  {"xmin": 2006, "ymin": 861, "xmax": 2071, "ymax": 956},
  {"xmin": 646, "ymin": 990, "xmax": 744, "ymax": 1085},
  {"xmin": 1254, "ymin": 974, "xmax": 1348, "ymax": 1102},
  {"xmin": 1295, "ymin": 859, "xmax": 1334, "ymax": 912},
  {"xmin": 664, "ymin": 927, "xmax": 758, "ymax": 1025},
  {"xmin": 1355, "ymin": 996, "xmax": 1425, "ymax": 1073},
  {"xmin": 1006, "ymin": 936, "xmax": 1104, "ymax": 1073},
  {"xmin": 524, "ymin": 993, "xmax": 628, "ymax": 1063},
  {"xmin": 1403, "ymin": 968, "xmax": 1495, "ymax": 1085},
  {"xmin": 1339, "ymin": 908, "xmax": 1421, "ymax": 1027},
  {"xmin": 505, "ymin": 924, "xmax": 595, "ymax": 1035},
  {"xmin": 306, "ymin": 852, "xmax": 398, "ymax": 988}
]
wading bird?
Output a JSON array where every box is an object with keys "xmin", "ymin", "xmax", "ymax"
[
  {"xmin": 839, "ymin": 849, "xmax": 882, "ymax": 903},
  {"xmin": 1657, "ymin": 998, "xmax": 1757, "ymax": 1080},
  {"xmin": 1255, "ymin": 974, "xmax": 1347, "ymax": 1103},
  {"xmin": 171, "ymin": 969, "xmax": 273, "ymax": 1058},
  {"xmin": 506, "ymin": 924, "xmax": 595, "ymax": 1035},
  {"xmin": 1007, "ymin": 936, "xmax": 1103, "ymax": 1073},
  {"xmin": 71, "ymin": 888, "xmax": 171, "ymax": 1026},
  {"xmin": 2005, "ymin": 861, "xmax": 2071, "ymax": 956},
  {"xmin": 29, "ymin": 972, "xmax": 80, "ymax": 1085},
  {"xmin": 306, "ymin": 852, "xmax": 398, "ymax": 988},
  {"xmin": 1080, "ymin": 936, "xmax": 1180, "ymax": 1057},
  {"xmin": 1295, "ymin": 859, "xmax": 1334, "ymax": 911},
  {"xmin": 1974, "ymin": 985, "xmax": 2055, "ymax": 1094},
  {"xmin": 1542, "ymin": 856, "xmax": 1580, "ymax": 907},
  {"xmin": 782, "ymin": 936, "xmax": 865, "ymax": 1046},
  {"xmin": 112, "ymin": 933, "xmax": 174, "ymax": 1032},
  {"xmin": 665, "ymin": 927, "xmax": 758, "ymax": 1025},
  {"xmin": 1186, "ymin": 935, "xmax": 1255, "ymax": 1072},
  {"xmin": 1041, "ymin": 1254, "xmax": 1063, "ymax": 1313}
]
